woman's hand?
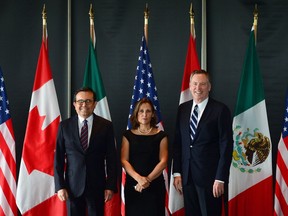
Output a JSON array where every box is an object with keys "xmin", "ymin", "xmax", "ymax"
[{"xmin": 137, "ymin": 176, "xmax": 151, "ymax": 189}]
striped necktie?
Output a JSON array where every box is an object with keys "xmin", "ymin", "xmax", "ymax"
[
  {"xmin": 190, "ymin": 105, "xmax": 198, "ymax": 142},
  {"xmin": 80, "ymin": 119, "xmax": 88, "ymax": 151}
]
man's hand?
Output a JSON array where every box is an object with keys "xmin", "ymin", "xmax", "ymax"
[
  {"xmin": 57, "ymin": 189, "xmax": 69, "ymax": 201},
  {"xmin": 104, "ymin": 190, "xmax": 114, "ymax": 202},
  {"xmin": 173, "ymin": 176, "xmax": 183, "ymax": 195},
  {"xmin": 213, "ymin": 181, "xmax": 224, "ymax": 198}
]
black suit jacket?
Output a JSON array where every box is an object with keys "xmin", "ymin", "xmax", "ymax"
[
  {"xmin": 54, "ymin": 114, "xmax": 117, "ymax": 198},
  {"xmin": 173, "ymin": 98, "xmax": 233, "ymax": 187}
]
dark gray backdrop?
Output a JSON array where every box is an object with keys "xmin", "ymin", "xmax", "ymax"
[{"xmin": 1, "ymin": 0, "xmax": 287, "ymax": 190}]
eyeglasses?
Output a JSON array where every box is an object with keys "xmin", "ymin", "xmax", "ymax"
[{"xmin": 75, "ymin": 99, "xmax": 94, "ymax": 105}]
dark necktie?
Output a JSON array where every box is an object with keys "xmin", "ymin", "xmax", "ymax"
[
  {"xmin": 80, "ymin": 119, "xmax": 88, "ymax": 151},
  {"xmin": 190, "ymin": 105, "xmax": 198, "ymax": 142}
]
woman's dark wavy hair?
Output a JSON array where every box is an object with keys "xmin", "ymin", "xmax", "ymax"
[{"xmin": 130, "ymin": 98, "xmax": 158, "ymax": 129}]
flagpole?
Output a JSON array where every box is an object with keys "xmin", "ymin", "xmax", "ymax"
[
  {"xmin": 42, "ymin": 4, "xmax": 47, "ymax": 48},
  {"xmin": 253, "ymin": 4, "xmax": 258, "ymax": 45},
  {"xmin": 144, "ymin": 3, "xmax": 149, "ymax": 45},
  {"xmin": 201, "ymin": 0, "xmax": 207, "ymax": 70},
  {"xmin": 189, "ymin": 3, "xmax": 195, "ymax": 38},
  {"xmin": 89, "ymin": 4, "xmax": 95, "ymax": 47},
  {"xmin": 67, "ymin": 0, "xmax": 71, "ymax": 117}
]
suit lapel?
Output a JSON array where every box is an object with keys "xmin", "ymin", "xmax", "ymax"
[
  {"xmin": 197, "ymin": 98, "xmax": 213, "ymax": 129},
  {"xmin": 192, "ymin": 98, "xmax": 213, "ymax": 143},
  {"xmin": 89, "ymin": 114, "xmax": 100, "ymax": 148},
  {"xmin": 71, "ymin": 115, "xmax": 83, "ymax": 150}
]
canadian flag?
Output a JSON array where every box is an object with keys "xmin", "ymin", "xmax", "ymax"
[
  {"xmin": 168, "ymin": 33, "xmax": 200, "ymax": 215},
  {"xmin": 16, "ymin": 31, "xmax": 66, "ymax": 215}
]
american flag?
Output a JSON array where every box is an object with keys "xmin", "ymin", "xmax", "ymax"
[
  {"xmin": 127, "ymin": 35, "xmax": 162, "ymax": 129},
  {"xmin": 0, "ymin": 67, "xmax": 17, "ymax": 216},
  {"xmin": 274, "ymin": 90, "xmax": 288, "ymax": 216},
  {"xmin": 121, "ymin": 35, "xmax": 169, "ymax": 215}
]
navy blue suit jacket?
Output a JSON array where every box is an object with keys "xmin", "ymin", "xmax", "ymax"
[
  {"xmin": 54, "ymin": 114, "xmax": 117, "ymax": 199},
  {"xmin": 173, "ymin": 98, "xmax": 233, "ymax": 187}
]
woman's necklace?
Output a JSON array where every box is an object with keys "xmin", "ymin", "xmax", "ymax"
[{"xmin": 137, "ymin": 127, "xmax": 153, "ymax": 135}]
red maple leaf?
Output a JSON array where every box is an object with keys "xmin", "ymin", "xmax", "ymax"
[{"xmin": 22, "ymin": 106, "xmax": 60, "ymax": 176}]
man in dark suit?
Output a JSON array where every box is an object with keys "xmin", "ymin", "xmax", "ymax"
[
  {"xmin": 173, "ymin": 70, "xmax": 233, "ymax": 216},
  {"xmin": 54, "ymin": 87, "xmax": 117, "ymax": 216}
]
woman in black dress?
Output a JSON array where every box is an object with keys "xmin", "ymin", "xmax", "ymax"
[{"xmin": 121, "ymin": 98, "xmax": 168, "ymax": 216}]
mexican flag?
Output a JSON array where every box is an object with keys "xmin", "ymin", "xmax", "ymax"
[
  {"xmin": 83, "ymin": 40, "xmax": 111, "ymax": 121},
  {"xmin": 83, "ymin": 18, "xmax": 120, "ymax": 215},
  {"xmin": 228, "ymin": 27, "xmax": 273, "ymax": 215}
]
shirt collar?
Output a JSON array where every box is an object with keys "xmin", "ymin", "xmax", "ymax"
[
  {"xmin": 192, "ymin": 97, "xmax": 209, "ymax": 118},
  {"xmin": 78, "ymin": 114, "xmax": 93, "ymax": 125},
  {"xmin": 194, "ymin": 97, "xmax": 209, "ymax": 111}
]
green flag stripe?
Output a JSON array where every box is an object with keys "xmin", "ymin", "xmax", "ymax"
[
  {"xmin": 234, "ymin": 29, "xmax": 265, "ymax": 116},
  {"xmin": 83, "ymin": 40, "xmax": 106, "ymax": 101}
]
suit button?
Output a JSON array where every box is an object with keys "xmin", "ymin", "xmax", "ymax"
[{"xmin": 190, "ymin": 145, "xmax": 193, "ymax": 148}]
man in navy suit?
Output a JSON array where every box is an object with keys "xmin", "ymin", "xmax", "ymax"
[
  {"xmin": 173, "ymin": 70, "xmax": 233, "ymax": 216},
  {"xmin": 54, "ymin": 87, "xmax": 117, "ymax": 216}
]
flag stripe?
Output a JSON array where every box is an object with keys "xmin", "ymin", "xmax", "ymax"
[
  {"xmin": 0, "ymin": 123, "xmax": 16, "ymax": 180},
  {"xmin": 274, "ymin": 90, "xmax": 288, "ymax": 216},
  {"xmin": 0, "ymin": 204, "xmax": 6, "ymax": 216},
  {"xmin": 180, "ymin": 35, "xmax": 200, "ymax": 92},
  {"xmin": 0, "ymin": 120, "xmax": 16, "ymax": 162},
  {"xmin": 94, "ymin": 97, "xmax": 111, "ymax": 121},
  {"xmin": 229, "ymin": 176, "xmax": 273, "ymax": 215},
  {"xmin": 234, "ymin": 27, "xmax": 264, "ymax": 116},
  {"xmin": 276, "ymin": 167, "xmax": 288, "ymax": 205},
  {"xmin": 121, "ymin": 168, "xmax": 126, "ymax": 216},
  {"xmin": 0, "ymin": 67, "xmax": 17, "ymax": 216},
  {"xmin": 32, "ymin": 43, "xmax": 52, "ymax": 92},
  {"xmin": 274, "ymin": 194, "xmax": 284, "ymax": 216},
  {"xmin": 84, "ymin": 41, "xmax": 106, "ymax": 101},
  {"xmin": 0, "ymin": 169, "xmax": 16, "ymax": 216},
  {"xmin": 0, "ymin": 151, "xmax": 16, "ymax": 198},
  {"xmin": 275, "ymin": 173, "xmax": 287, "ymax": 215},
  {"xmin": 276, "ymin": 145, "xmax": 288, "ymax": 192},
  {"xmin": 274, "ymin": 182, "xmax": 286, "ymax": 216}
]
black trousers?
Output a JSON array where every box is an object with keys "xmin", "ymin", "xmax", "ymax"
[
  {"xmin": 183, "ymin": 172, "xmax": 222, "ymax": 216},
  {"xmin": 66, "ymin": 192, "xmax": 104, "ymax": 216}
]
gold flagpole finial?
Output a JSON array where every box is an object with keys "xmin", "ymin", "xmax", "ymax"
[
  {"xmin": 189, "ymin": 3, "xmax": 195, "ymax": 23},
  {"xmin": 42, "ymin": 4, "xmax": 47, "ymax": 20},
  {"xmin": 88, "ymin": 4, "xmax": 95, "ymax": 44},
  {"xmin": 144, "ymin": 3, "xmax": 149, "ymax": 20},
  {"xmin": 42, "ymin": 4, "xmax": 47, "ymax": 46},
  {"xmin": 89, "ymin": 3, "xmax": 94, "ymax": 20},
  {"xmin": 189, "ymin": 3, "xmax": 195, "ymax": 37},
  {"xmin": 144, "ymin": 3, "xmax": 149, "ymax": 45},
  {"xmin": 253, "ymin": 4, "xmax": 258, "ymax": 24},
  {"xmin": 253, "ymin": 4, "xmax": 258, "ymax": 44}
]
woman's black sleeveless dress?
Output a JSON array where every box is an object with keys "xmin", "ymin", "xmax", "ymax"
[{"xmin": 123, "ymin": 130, "xmax": 167, "ymax": 216}]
